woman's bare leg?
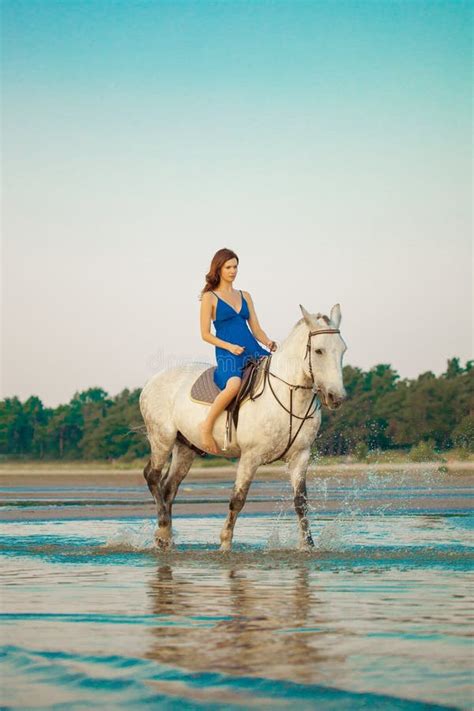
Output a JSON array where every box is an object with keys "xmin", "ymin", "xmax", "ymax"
[{"xmin": 200, "ymin": 376, "xmax": 241, "ymax": 454}]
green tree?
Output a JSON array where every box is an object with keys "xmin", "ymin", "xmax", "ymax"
[
  {"xmin": 2, "ymin": 356, "xmax": 471, "ymax": 460},
  {"xmin": 452, "ymin": 415, "xmax": 474, "ymax": 452},
  {"xmin": 444, "ymin": 357, "xmax": 464, "ymax": 379}
]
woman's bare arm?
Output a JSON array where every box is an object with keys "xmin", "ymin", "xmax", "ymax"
[
  {"xmin": 243, "ymin": 291, "xmax": 275, "ymax": 349},
  {"xmin": 200, "ymin": 292, "xmax": 233, "ymax": 351}
]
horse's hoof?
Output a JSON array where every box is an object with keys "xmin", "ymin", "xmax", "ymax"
[
  {"xmin": 219, "ymin": 543, "xmax": 231, "ymax": 553},
  {"xmin": 155, "ymin": 531, "xmax": 172, "ymax": 550},
  {"xmin": 299, "ymin": 537, "xmax": 315, "ymax": 552},
  {"xmin": 156, "ymin": 539, "xmax": 172, "ymax": 551}
]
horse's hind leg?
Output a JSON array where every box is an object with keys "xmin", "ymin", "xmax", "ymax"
[
  {"xmin": 143, "ymin": 443, "xmax": 172, "ymax": 502},
  {"xmin": 143, "ymin": 431, "xmax": 176, "ymax": 547},
  {"xmin": 144, "ymin": 438, "xmax": 195, "ymax": 547},
  {"xmin": 158, "ymin": 440, "xmax": 196, "ymax": 542}
]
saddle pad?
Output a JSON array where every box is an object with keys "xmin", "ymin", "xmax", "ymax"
[
  {"xmin": 190, "ymin": 366, "xmax": 221, "ymax": 404},
  {"xmin": 190, "ymin": 361, "xmax": 266, "ymax": 407}
]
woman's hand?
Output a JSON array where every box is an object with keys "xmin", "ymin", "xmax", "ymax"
[
  {"xmin": 266, "ymin": 340, "xmax": 277, "ymax": 352},
  {"xmin": 228, "ymin": 344, "xmax": 245, "ymax": 355}
]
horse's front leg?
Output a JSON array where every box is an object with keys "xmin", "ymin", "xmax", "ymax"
[
  {"xmin": 287, "ymin": 447, "xmax": 314, "ymax": 550},
  {"xmin": 220, "ymin": 453, "xmax": 259, "ymax": 552}
]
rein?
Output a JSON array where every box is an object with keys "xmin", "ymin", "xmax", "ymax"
[{"xmin": 249, "ymin": 327, "xmax": 341, "ymax": 464}]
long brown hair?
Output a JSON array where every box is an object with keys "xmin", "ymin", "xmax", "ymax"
[{"xmin": 199, "ymin": 248, "xmax": 239, "ymax": 299}]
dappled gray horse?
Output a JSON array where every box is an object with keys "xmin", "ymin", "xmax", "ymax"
[{"xmin": 140, "ymin": 304, "xmax": 347, "ymax": 551}]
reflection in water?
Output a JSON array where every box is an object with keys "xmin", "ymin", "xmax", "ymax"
[
  {"xmin": 141, "ymin": 551, "xmax": 473, "ymax": 705},
  {"xmin": 146, "ymin": 562, "xmax": 342, "ymax": 684}
]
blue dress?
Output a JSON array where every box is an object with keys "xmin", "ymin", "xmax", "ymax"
[{"xmin": 211, "ymin": 289, "xmax": 269, "ymax": 390}]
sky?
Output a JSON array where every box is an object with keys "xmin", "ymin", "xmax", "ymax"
[{"xmin": 2, "ymin": 0, "xmax": 472, "ymax": 407}]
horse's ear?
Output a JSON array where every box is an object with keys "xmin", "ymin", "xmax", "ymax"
[
  {"xmin": 330, "ymin": 303, "xmax": 341, "ymax": 328},
  {"xmin": 299, "ymin": 304, "xmax": 317, "ymax": 327}
]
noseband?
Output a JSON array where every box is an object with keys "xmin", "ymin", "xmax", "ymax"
[{"xmin": 250, "ymin": 327, "xmax": 341, "ymax": 464}]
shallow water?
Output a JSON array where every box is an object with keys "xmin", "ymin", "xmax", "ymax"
[{"xmin": 1, "ymin": 470, "xmax": 473, "ymax": 709}]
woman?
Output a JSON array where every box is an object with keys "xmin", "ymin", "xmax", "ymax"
[{"xmin": 199, "ymin": 248, "xmax": 277, "ymax": 454}]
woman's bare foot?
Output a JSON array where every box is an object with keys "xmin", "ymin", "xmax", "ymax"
[{"xmin": 199, "ymin": 421, "xmax": 220, "ymax": 455}]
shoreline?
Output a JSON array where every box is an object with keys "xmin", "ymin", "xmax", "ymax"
[
  {"xmin": 2, "ymin": 462, "xmax": 472, "ymax": 522},
  {"xmin": 0, "ymin": 460, "xmax": 472, "ymax": 480}
]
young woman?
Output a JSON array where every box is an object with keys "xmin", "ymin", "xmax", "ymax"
[{"xmin": 199, "ymin": 248, "xmax": 277, "ymax": 454}]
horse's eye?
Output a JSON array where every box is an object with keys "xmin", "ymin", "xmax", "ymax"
[{"xmin": 315, "ymin": 349, "xmax": 323, "ymax": 355}]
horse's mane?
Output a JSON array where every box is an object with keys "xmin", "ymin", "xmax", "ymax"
[
  {"xmin": 280, "ymin": 312, "xmax": 331, "ymax": 350},
  {"xmin": 293, "ymin": 312, "xmax": 331, "ymax": 330}
]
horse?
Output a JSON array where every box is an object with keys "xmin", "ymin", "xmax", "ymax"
[{"xmin": 139, "ymin": 303, "xmax": 347, "ymax": 551}]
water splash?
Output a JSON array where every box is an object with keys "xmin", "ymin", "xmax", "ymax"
[
  {"xmin": 101, "ymin": 520, "xmax": 157, "ymax": 551},
  {"xmin": 315, "ymin": 520, "xmax": 346, "ymax": 551}
]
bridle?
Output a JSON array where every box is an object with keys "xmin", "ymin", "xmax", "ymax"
[
  {"xmin": 249, "ymin": 327, "xmax": 341, "ymax": 464},
  {"xmin": 304, "ymin": 328, "xmax": 341, "ymax": 394}
]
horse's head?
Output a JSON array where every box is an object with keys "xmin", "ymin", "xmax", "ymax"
[{"xmin": 299, "ymin": 303, "xmax": 347, "ymax": 410}]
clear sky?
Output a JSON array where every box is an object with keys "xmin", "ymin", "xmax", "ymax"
[{"xmin": 2, "ymin": 0, "xmax": 472, "ymax": 407}]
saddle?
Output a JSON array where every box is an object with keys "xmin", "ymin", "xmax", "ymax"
[{"xmin": 180, "ymin": 355, "xmax": 268, "ymax": 455}]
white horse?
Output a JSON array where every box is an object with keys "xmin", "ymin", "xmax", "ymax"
[{"xmin": 139, "ymin": 303, "xmax": 347, "ymax": 551}]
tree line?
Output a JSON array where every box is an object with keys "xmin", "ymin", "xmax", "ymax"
[
  {"xmin": 317, "ymin": 358, "xmax": 473, "ymax": 456},
  {"xmin": 0, "ymin": 358, "xmax": 472, "ymax": 461}
]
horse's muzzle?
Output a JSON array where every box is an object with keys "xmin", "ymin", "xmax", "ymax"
[{"xmin": 319, "ymin": 389, "xmax": 346, "ymax": 410}]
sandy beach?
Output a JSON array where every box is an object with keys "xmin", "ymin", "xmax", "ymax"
[
  {"xmin": 1, "ymin": 461, "xmax": 472, "ymax": 522},
  {"xmin": 0, "ymin": 459, "xmax": 472, "ymax": 483}
]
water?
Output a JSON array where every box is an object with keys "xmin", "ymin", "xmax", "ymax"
[{"xmin": 1, "ymin": 469, "xmax": 473, "ymax": 709}]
